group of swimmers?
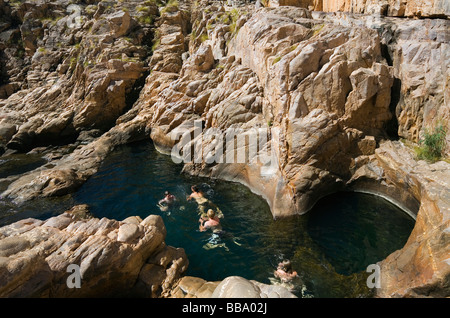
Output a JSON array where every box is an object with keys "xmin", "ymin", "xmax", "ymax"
[
  {"xmin": 158, "ymin": 185, "xmax": 224, "ymax": 233},
  {"xmin": 158, "ymin": 185, "xmax": 239, "ymax": 251},
  {"xmin": 157, "ymin": 185, "xmax": 300, "ymax": 286}
]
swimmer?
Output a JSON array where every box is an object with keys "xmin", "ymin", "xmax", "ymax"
[
  {"xmin": 199, "ymin": 209, "xmax": 222, "ymax": 233},
  {"xmin": 159, "ymin": 191, "xmax": 176, "ymax": 206},
  {"xmin": 188, "ymin": 185, "xmax": 224, "ymax": 219},
  {"xmin": 274, "ymin": 260, "xmax": 298, "ymax": 283},
  {"xmin": 157, "ymin": 191, "xmax": 176, "ymax": 213},
  {"xmin": 200, "ymin": 209, "xmax": 241, "ymax": 251},
  {"xmin": 187, "ymin": 185, "xmax": 207, "ymax": 204}
]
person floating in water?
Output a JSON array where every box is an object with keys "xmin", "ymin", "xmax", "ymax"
[
  {"xmin": 199, "ymin": 209, "xmax": 241, "ymax": 251},
  {"xmin": 271, "ymin": 259, "xmax": 309, "ymax": 296},
  {"xmin": 199, "ymin": 209, "xmax": 223, "ymax": 233},
  {"xmin": 274, "ymin": 260, "xmax": 298, "ymax": 283},
  {"xmin": 187, "ymin": 185, "xmax": 223, "ymax": 219},
  {"xmin": 157, "ymin": 191, "xmax": 176, "ymax": 212}
]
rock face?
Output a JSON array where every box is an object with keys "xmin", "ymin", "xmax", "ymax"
[
  {"xmin": 147, "ymin": 4, "xmax": 395, "ymax": 217},
  {"xmin": 314, "ymin": 12, "xmax": 450, "ymax": 155},
  {"xmin": 0, "ymin": 207, "xmax": 188, "ymax": 297}
]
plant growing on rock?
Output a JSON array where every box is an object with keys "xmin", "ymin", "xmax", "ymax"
[
  {"xmin": 199, "ymin": 33, "xmax": 208, "ymax": 43},
  {"xmin": 161, "ymin": 0, "xmax": 179, "ymax": 14},
  {"xmin": 415, "ymin": 124, "xmax": 447, "ymax": 162}
]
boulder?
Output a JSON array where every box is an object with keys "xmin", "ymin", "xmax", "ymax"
[{"xmin": 0, "ymin": 211, "xmax": 185, "ymax": 297}]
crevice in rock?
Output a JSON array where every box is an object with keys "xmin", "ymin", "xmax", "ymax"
[
  {"xmin": 385, "ymin": 77, "xmax": 401, "ymax": 140},
  {"xmin": 123, "ymin": 69, "xmax": 151, "ymax": 116}
]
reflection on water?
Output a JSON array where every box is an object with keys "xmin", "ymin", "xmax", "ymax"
[
  {"xmin": 0, "ymin": 141, "xmax": 415, "ymax": 297},
  {"xmin": 0, "ymin": 151, "xmax": 73, "ymax": 225},
  {"xmin": 0, "ymin": 152, "xmax": 47, "ymax": 179}
]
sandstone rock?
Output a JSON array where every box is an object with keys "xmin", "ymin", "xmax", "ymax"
[
  {"xmin": 0, "ymin": 211, "xmax": 185, "ymax": 297},
  {"xmin": 268, "ymin": 0, "xmax": 450, "ymax": 18},
  {"xmin": 170, "ymin": 276, "xmax": 220, "ymax": 298},
  {"xmin": 117, "ymin": 223, "xmax": 141, "ymax": 243},
  {"xmin": 211, "ymin": 276, "xmax": 297, "ymax": 298},
  {"xmin": 169, "ymin": 275, "xmax": 296, "ymax": 298},
  {"xmin": 192, "ymin": 44, "xmax": 215, "ymax": 72}
]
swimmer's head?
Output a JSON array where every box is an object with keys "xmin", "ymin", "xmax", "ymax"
[
  {"xmin": 279, "ymin": 260, "xmax": 292, "ymax": 271},
  {"xmin": 191, "ymin": 185, "xmax": 199, "ymax": 192},
  {"xmin": 207, "ymin": 209, "xmax": 215, "ymax": 218},
  {"xmin": 165, "ymin": 191, "xmax": 170, "ymax": 196}
]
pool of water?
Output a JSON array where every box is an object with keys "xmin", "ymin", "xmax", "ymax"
[{"xmin": 0, "ymin": 140, "xmax": 416, "ymax": 297}]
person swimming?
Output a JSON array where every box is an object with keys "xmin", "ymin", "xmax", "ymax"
[
  {"xmin": 274, "ymin": 260, "xmax": 298, "ymax": 283},
  {"xmin": 187, "ymin": 185, "xmax": 223, "ymax": 219},
  {"xmin": 157, "ymin": 191, "xmax": 176, "ymax": 212},
  {"xmin": 199, "ymin": 209, "xmax": 241, "ymax": 251},
  {"xmin": 199, "ymin": 209, "xmax": 223, "ymax": 233},
  {"xmin": 159, "ymin": 191, "xmax": 176, "ymax": 206}
]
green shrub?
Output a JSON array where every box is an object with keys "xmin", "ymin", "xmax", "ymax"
[
  {"xmin": 199, "ymin": 33, "xmax": 208, "ymax": 43},
  {"xmin": 151, "ymin": 38, "xmax": 160, "ymax": 51},
  {"xmin": 415, "ymin": 124, "xmax": 447, "ymax": 162},
  {"xmin": 161, "ymin": 0, "xmax": 179, "ymax": 13}
]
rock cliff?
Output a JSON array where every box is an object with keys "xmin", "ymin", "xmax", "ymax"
[{"xmin": 0, "ymin": 0, "xmax": 449, "ymax": 298}]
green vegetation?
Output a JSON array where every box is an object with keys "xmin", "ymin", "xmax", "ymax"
[
  {"xmin": 414, "ymin": 124, "xmax": 447, "ymax": 162},
  {"xmin": 145, "ymin": 0, "xmax": 164, "ymax": 6},
  {"xmin": 151, "ymin": 38, "xmax": 160, "ymax": 52},
  {"xmin": 138, "ymin": 15, "xmax": 153, "ymax": 24},
  {"xmin": 272, "ymin": 56, "xmax": 281, "ymax": 65},
  {"xmin": 136, "ymin": 5, "xmax": 149, "ymax": 12},
  {"xmin": 161, "ymin": 0, "xmax": 179, "ymax": 13},
  {"xmin": 199, "ymin": 33, "xmax": 208, "ymax": 43},
  {"xmin": 289, "ymin": 44, "xmax": 298, "ymax": 52},
  {"xmin": 70, "ymin": 56, "xmax": 78, "ymax": 68},
  {"xmin": 312, "ymin": 23, "xmax": 325, "ymax": 37}
]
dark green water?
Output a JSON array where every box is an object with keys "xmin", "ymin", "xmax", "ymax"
[{"xmin": 0, "ymin": 141, "xmax": 415, "ymax": 297}]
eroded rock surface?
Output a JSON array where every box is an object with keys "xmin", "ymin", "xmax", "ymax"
[{"xmin": 0, "ymin": 207, "xmax": 188, "ymax": 297}]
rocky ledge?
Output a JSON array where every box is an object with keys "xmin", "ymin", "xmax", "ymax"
[{"xmin": 0, "ymin": 205, "xmax": 188, "ymax": 297}]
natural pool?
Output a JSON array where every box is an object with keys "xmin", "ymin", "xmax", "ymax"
[{"xmin": 0, "ymin": 141, "xmax": 415, "ymax": 297}]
